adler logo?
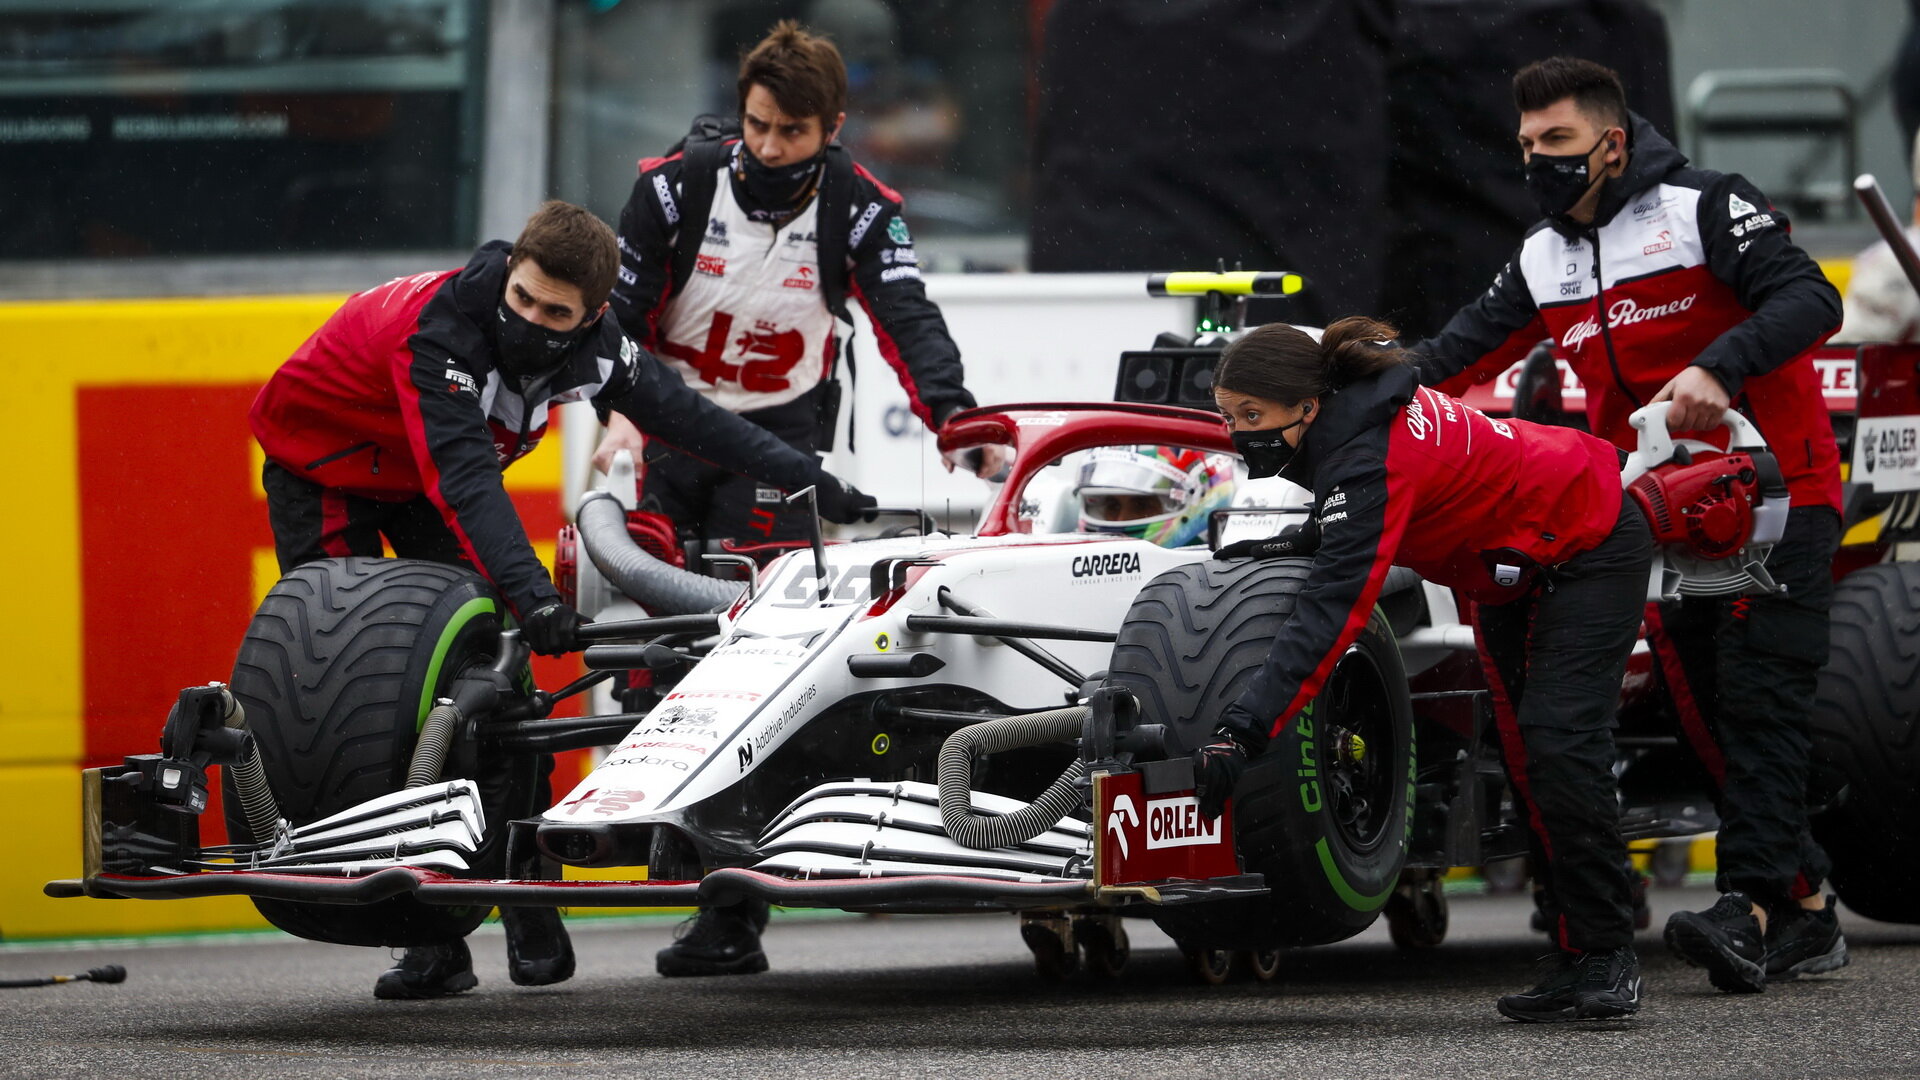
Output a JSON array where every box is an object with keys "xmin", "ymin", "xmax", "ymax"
[
  {"xmin": 1072, "ymin": 552, "xmax": 1142, "ymax": 578},
  {"xmin": 1561, "ymin": 294, "xmax": 1698, "ymax": 351}
]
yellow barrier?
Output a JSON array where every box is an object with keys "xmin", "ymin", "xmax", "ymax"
[{"xmin": 0, "ymin": 293, "xmax": 575, "ymax": 941}]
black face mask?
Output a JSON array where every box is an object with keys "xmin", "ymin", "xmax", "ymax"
[
  {"xmin": 1525, "ymin": 135, "xmax": 1612, "ymax": 221},
  {"xmin": 737, "ymin": 143, "xmax": 825, "ymax": 210},
  {"xmin": 495, "ymin": 301, "xmax": 589, "ymax": 380},
  {"xmin": 1233, "ymin": 419, "xmax": 1306, "ymax": 479}
]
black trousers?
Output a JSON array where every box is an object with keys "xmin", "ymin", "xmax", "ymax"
[
  {"xmin": 639, "ymin": 388, "xmax": 826, "ymax": 546},
  {"xmin": 1645, "ymin": 507, "xmax": 1839, "ymax": 909},
  {"xmin": 261, "ymin": 461, "xmax": 468, "ymax": 573},
  {"xmin": 1474, "ymin": 500, "xmax": 1655, "ymax": 952}
]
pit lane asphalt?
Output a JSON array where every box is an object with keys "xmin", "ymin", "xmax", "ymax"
[{"xmin": 3, "ymin": 884, "xmax": 1916, "ymax": 1080}]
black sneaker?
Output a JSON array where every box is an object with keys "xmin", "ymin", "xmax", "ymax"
[
  {"xmin": 1497, "ymin": 946, "xmax": 1642, "ymax": 1022},
  {"xmin": 374, "ymin": 940, "xmax": 479, "ymax": 1000},
  {"xmin": 1764, "ymin": 898, "xmax": 1849, "ymax": 982},
  {"xmin": 503, "ymin": 906, "xmax": 576, "ymax": 987},
  {"xmin": 1665, "ymin": 891, "xmax": 1767, "ymax": 993},
  {"xmin": 655, "ymin": 899, "xmax": 770, "ymax": 977}
]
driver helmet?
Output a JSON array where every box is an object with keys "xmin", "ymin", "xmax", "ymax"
[{"xmin": 1074, "ymin": 446, "xmax": 1236, "ymax": 548}]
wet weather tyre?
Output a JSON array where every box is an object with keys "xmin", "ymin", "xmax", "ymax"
[
  {"xmin": 222, "ymin": 557, "xmax": 540, "ymax": 947},
  {"xmin": 1808, "ymin": 563, "xmax": 1920, "ymax": 924},
  {"xmin": 1110, "ymin": 558, "xmax": 1415, "ymax": 949}
]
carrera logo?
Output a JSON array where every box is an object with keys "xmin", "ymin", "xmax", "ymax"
[
  {"xmin": 1072, "ymin": 552, "xmax": 1142, "ymax": 578},
  {"xmin": 695, "ymin": 254, "xmax": 726, "ymax": 277},
  {"xmin": 1145, "ymin": 796, "xmax": 1222, "ymax": 849},
  {"xmin": 782, "ymin": 266, "xmax": 815, "ymax": 290},
  {"xmin": 1561, "ymin": 294, "xmax": 1698, "ymax": 351}
]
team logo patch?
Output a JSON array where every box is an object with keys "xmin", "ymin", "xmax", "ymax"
[
  {"xmin": 1728, "ymin": 192, "xmax": 1758, "ymax": 219},
  {"xmin": 445, "ymin": 367, "xmax": 478, "ymax": 395},
  {"xmin": 886, "ymin": 216, "xmax": 911, "ymax": 244},
  {"xmin": 695, "ymin": 254, "xmax": 726, "ymax": 277}
]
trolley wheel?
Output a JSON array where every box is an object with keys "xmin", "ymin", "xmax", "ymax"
[
  {"xmin": 1184, "ymin": 946, "xmax": 1237, "ymax": 986},
  {"xmin": 1078, "ymin": 918, "xmax": 1130, "ymax": 980},
  {"xmin": 1020, "ymin": 918, "xmax": 1078, "ymax": 982},
  {"xmin": 1385, "ymin": 869, "xmax": 1450, "ymax": 950},
  {"xmin": 1246, "ymin": 949, "xmax": 1283, "ymax": 982}
]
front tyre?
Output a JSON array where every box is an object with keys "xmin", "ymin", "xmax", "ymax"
[
  {"xmin": 223, "ymin": 557, "xmax": 541, "ymax": 947},
  {"xmin": 1109, "ymin": 559, "xmax": 1414, "ymax": 949}
]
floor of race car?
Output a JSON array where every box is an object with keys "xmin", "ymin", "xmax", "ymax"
[{"xmin": 2, "ymin": 884, "xmax": 1916, "ymax": 1080}]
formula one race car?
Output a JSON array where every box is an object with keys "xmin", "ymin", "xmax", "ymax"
[{"xmin": 49, "ymin": 267, "xmax": 1920, "ymax": 985}]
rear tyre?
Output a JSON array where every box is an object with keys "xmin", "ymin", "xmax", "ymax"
[
  {"xmin": 223, "ymin": 557, "xmax": 540, "ymax": 947},
  {"xmin": 1110, "ymin": 559, "xmax": 1415, "ymax": 949},
  {"xmin": 1809, "ymin": 563, "xmax": 1920, "ymax": 923}
]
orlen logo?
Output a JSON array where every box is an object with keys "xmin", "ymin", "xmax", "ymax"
[
  {"xmin": 1071, "ymin": 552, "xmax": 1142, "ymax": 578},
  {"xmin": 1145, "ymin": 796, "xmax": 1222, "ymax": 849},
  {"xmin": 1561, "ymin": 294, "xmax": 1697, "ymax": 351}
]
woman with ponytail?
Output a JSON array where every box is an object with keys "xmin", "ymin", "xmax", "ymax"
[{"xmin": 1195, "ymin": 316, "xmax": 1654, "ymax": 1023}]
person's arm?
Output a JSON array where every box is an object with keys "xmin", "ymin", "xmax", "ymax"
[
  {"xmin": 597, "ymin": 159, "xmax": 684, "ymax": 472},
  {"xmin": 393, "ymin": 337, "xmax": 558, "ymax": 620},
  {"xmin": 1685, "ymin": 173, "xmax": 1844, "ymax": 398},
  {"xmin": 1216, "ymin": 440, "xmax": 1413, "ymax": 754},
  {"xmin": 608, "ymin": 160, "xmax": 681, "ymax": 351},
  {"xmin": 592, "ymin": 327, "xmax": 869, "ymax": 517},
  {"xmin": 1837, "ymin": 238, "xmax": 1920, "ymax": 343},
  {"xmin": 1407, "ymin": 250, "xmax": 1549, "ymax": 396},
  {"xmin": 847, "ymin": 181, "xmax": 975, "ymax": 430}
]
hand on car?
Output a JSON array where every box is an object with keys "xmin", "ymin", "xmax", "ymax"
[
  {"xmin": 522, "ymin": 601, "xmax": 586, "ymax": 656},
  {"xmin": 592, "ymin": 412, "xmax": 646, "ymax": 474},
  {"xmin": 1650, "ymin": 366, "xmax": 1730, "ymax": 432},
  {"xmin": 1193, "ymin": 734, "xmax": 1251, "ymax": 820},
  {"xmin": 1215, "ymin": 519, "xmax": 1321, "ymax": 561},
  {"xmin": 812, "ymin": 474, "xmax": 880, "ymax": 524}
]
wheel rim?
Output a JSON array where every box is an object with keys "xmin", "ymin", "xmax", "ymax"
[{"xmin": 1320, "ymin": 644, "xmax": 1397, "ymax": 853}]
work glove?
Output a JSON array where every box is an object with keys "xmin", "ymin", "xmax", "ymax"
[
  {"xmin": 1192, "ymin": 731, "xmax": 1252, "ymax": 821},
  {"xmin": 522, "ymin": 601, "xmax": 586, "ymax": 656},
  {"xmin": 812, "ymin": 474, "xmax": 880, "ymax": 524},
  {"xmin": 1214, "ymin": 518, "xmax": 1321, "ymax": 561}
]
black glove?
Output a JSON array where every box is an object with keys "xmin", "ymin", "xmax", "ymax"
[
  {"xmin": 1215, "ymin": 518, "xmax": 1321, "ymax": 561},
  {"xmin": 522, "ymin": 601, "xmax": 585, "ymax": 656},
  {"xmin": 812, "ymin": 474, "xmax": 879, "ymax": 524},
  {"xmin": 1193, "ymin": 733, "xmax": 1251, "ymax": 820}
]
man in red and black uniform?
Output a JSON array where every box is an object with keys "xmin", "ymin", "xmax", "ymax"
[
  {"xmin": 1410, "ymin": 58, "xmax": 1849, "ymax": 992},
  {"xmin": 251, "ymin": 201, "xmax": 872, "ymax": 1000},
  {"xmin": 595, "ymin": 21, "xmax": 1002, "ymax": 980}
]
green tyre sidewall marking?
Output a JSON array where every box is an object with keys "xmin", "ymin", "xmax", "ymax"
[{"xmin": 417, "ymin": 597, "xmax": 500, "ymax": 730}]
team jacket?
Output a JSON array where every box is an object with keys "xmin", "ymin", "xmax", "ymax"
[
  {"xmin": 1411, "ymin": 113, "xmax": 1843, "ymax": 511},
  {"xmin": 1219, "ymin": 364, "xmax": 1625, "ymax": 750},
  {"xmin": 250, "ymin": 242, "xmax": 828, "ymax": 616},
  {"xmin": 612, "ymin": 141, "xmax": 974, "ymax": 427}
]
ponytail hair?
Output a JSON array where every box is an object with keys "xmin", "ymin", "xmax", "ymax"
[{"xmin": 1215, "ymin": 315, "xmax": 1409, "ymax": 405}]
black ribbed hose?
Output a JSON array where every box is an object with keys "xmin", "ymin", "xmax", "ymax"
[{"xmin": 937, "ymin": 707, "xmax": 1089, "ymax": 850}]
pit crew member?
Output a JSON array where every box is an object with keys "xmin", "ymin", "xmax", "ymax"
[
  {"xmin": 597, "ymin": 21, "xmax": 1000, "ymax": 980},
  {"xmin": 1194, "ymin": 317, "xmax": 1653, "ymax": 1022},
  {"xmin": 249, "ymin": 200, "xmax": 874, "ymax": 1000},
  {"xmin": 1408, "ymin": 57, "xmax": 1847, "ymax": 992}
]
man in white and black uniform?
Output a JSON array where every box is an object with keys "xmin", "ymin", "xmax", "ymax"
[
  {"xmin": 595, "ymin": 21, "xmax": 1002, "ymax": 546},
  {"xmin": 595, "ymin": 20, "xmax": 1002, "ymax": 980}
]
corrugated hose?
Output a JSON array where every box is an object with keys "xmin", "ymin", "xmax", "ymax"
[{"xmin": 937, "ymin": 706, "xmax": 1089, "ymax": 850}]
